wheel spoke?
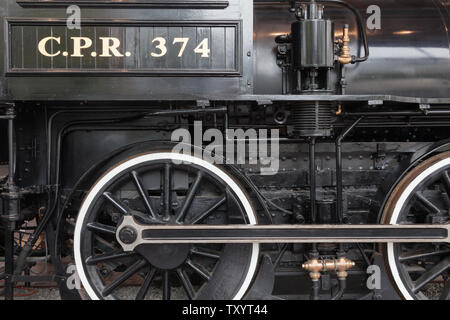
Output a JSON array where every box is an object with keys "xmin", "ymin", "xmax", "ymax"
[
  {"xmin": 103, "ymin": 192, "xmax": 129, "ymax": 215},
  {"xmin": 190, "ymin": 196, "xmax": 226, "ymax": 225},
  {"xmin": 131, "ymin": 170, "xmax": 157, "ymax": 219},
  {"xmin": 163, "ymin": 163, "xmax": 171, "ymax": 220},
  {"xmin": 190, "ymin": 248, "xmax": 220, "ymax": 260},
  {"xmin": 441, "ymin": 171, "xmax": 450, "ymax": 199},
  {"xmin": 412, "ymin": 256, "xmax": 450, "ymax": 293},
  {"xmin": 162, "ymin": 270, "xmax": 171, "ymax": 300},
  {"xmin": 86, "ymin": 251, "xmax": 137, "ymax": 265},
  {"xmin": 87, "ymin": 222, "xmax": 116, "ymax": 236},
  {"xmin": 102, "ymin": 259, "xmax": 147, "ymax": 297},
  {"xmin": 414, "ymin": 192, "xmax": 441, "ymax": 215},
  {"xmin": 186, "ymin": 259, "xmax": 211, "ymax": 281},
  {"xmin": 176, "ymin": 268, "xmax": 195, "ymax": 299},
  {"xmin": 135, "ymin": 268, "xmax": 156, "ymax": 300},
  {"xmin": 176, "ymin": 171, "xmax": 203, "ymax": 223},
  {"xmin": 399, "ymin": 249, "xmax": 450, "ymax": 262}
]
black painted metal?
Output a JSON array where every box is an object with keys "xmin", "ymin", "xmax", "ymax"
[
  {"xmin": 254, "ymin": 0, "xmax": 449, "ymax": 98},
  {"xmin": 16, "ymin": 0, "xmax": 231, "ymax": 9},
  {"xmin": 0, "ymin": 0, "xmax": 253, "ymax": 100},
  {"xmin": 0, "ymin": 0, "xmax": 449, "ymax": 300},
  {"xmin": 0, "ymin": 105, "xmax": 20, "ymax": 300},
  {"xmin": 7, "ymin": 19, "xmax": 242, "ymax": 76},
  {"xmin": 335, "ymin": 117, "xmax": 362, "ymax": 223},
  {"xmin": 0, "ymin": 0, "xmax": 447, "ymax": 100},
  {"xmin": 3, "ymin": 222, "xmax": 14, "ymax": 300},
  {"xmin": 309, "ymin": 137, "xmax": 316, "ymax": 223},
  {"xmin": 141, "ymin": 226, "xmax": 448, "ymax": 242}
]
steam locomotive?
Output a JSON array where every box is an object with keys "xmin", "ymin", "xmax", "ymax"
[{"xmin": 0, "ymin": 0, "xmax": 449, "ymax": 300}]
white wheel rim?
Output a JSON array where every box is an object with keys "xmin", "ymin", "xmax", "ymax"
[
  {"xmin": 74, "ymin": 152, "xmax": 260, "ymax": 300},
  {"xmin": 387, "ymin": 157, "xmax": 450, "ymax": 300}
]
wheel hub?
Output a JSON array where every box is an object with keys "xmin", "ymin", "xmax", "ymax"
[
  {"xmin": 135, "ymin": 243, "xmax": 191, "ymax": 270},
  {"xmin": 118, "ymin": 226, "xmax": 137, "ymax": 244}
]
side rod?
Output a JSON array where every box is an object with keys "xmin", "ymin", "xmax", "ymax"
[{"xmin": 115, "ymin": 217, "xmax": 450, "ymax": 251}]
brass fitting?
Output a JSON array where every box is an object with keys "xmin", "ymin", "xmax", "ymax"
[
  {"xmin": 302, "ymin": 258, "xmax": 323, "ymax": 281},
  {"xmin": 338, "ymin": 25, "xmax": 352, "ymax": 65},
  {"xmin": 302, "ymin": 257, "xmax": 355, "ymax": 280},
  {"xmin": 334, "ymin": 257, "xmax": 355, "ymax": 279},
  {"xmin": 335, "ymin": 103, "xmax": 343, "ymax": 115}
]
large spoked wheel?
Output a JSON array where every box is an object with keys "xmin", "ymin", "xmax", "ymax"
[
  {"xmin": 74, "ymin": 152, "xmax": 259, "ymax": 300},
  {"xmin": 382, "ymin": 151, "xmax": 450, "ymax": 300}
]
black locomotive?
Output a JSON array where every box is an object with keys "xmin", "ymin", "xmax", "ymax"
[{"xmin": 0, "ymin": 0, "xmax": 449, "ymax": 300}]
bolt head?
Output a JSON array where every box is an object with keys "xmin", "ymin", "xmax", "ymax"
[{"xmin": 119, "ymin": 226, "xmax": 137, "ymax": 244}]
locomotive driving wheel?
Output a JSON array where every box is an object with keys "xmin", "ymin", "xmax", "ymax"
[
  {"xmin": 382, "ymin": 151, "xmax": 450, "ymax": 300},
  {"xmin": 74, "ymin": 152, "xmax": 259, "ymax": 300}
]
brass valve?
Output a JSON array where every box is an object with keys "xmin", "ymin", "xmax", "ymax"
[
  {"xmin": 302, "ymin": 257, "xmax": 355, "ymax": 280},
  {"xmin": 302, "ymin": 258, "xmax": 323, "ymax": 281},
  {"xmin": 338, "ymin": 24, "xmax": 352, "ymax": 65},
  {"xmin": 334, "ymin": 257, "xmax": 355, "ymax": 279}
]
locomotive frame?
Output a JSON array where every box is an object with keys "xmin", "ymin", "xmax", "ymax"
[{"xmin": 0, "ymin": 0, "xmax": 449, "ymax": 300}]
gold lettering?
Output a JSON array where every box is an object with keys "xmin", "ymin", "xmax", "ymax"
[
  {"xmin": 71, "ymin": 37, "xmax": 93, "ymax": 57},
  {"xmin": 99, "ymin": 37, "xmax": 124, "ymax": 57},
  {"xmin": 38, "ymin": 37, "xmax": 61, "ymax": 57},
  {"xmin": 173, "ymin": 38, "xmax": 189, "ymax": 57},
  {"xmin": 151, "ymin": 37, "xmax": 167, "ymax": 57}
]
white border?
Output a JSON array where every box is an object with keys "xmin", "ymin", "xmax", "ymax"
[
  {"xmin": 74, "ymin": 152, "xmax": 260, "ymax": 300},
  {"xmin": 387, "ymin": 157, "xmax": 450, "ymax": 300}
]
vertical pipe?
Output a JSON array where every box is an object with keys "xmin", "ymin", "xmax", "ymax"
[
  {"xmin": 309, "ymin": 137, "xmax": 317, "ymax": 223},
  {"xmin": 7, "ymin": 114, "xmax": 14, "ymax": 186},
  {"xmin": 308, "ymin": 137, "xmax": 319, "ymax": 300},
  {"xmin": 296, "ymin": 70, "xmax": 302, "ymax": 93},
  {"xmin": 4, "ymin": 221, "xmax": 14, "ymax": 300},
  {"xmin": 311, "ymin": 279, "xmax": 320, "ymax": 300},
  {"xmin": 4, "ymin": 107, "xmax": 17, "ymax": 300},
  {"xmin": 335, "ymin": 139, "xmax": 343, "ymax": 223},
  {"xmin": 282, "ymin": 67, "xmax": 287, "ymax": 95},
  {"xmin": 326, "ymin": 68, "xmax": 332, "ymax": 91}
]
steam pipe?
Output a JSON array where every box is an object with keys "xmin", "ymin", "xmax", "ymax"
[
  {"xmin": 311, "ymin": 279, "xmax": 321, "ymax": 300},
  {"xmin": 309, "ymin": 137, "xmax": 317, "ymax": 223},
  {"xmin": 320, "ymin": 0, "xmax": 369, "ymax": 63},
  {"xmin": 331, "ymin": 278, "xmax": 347, "ymax": 300},
  {"xmin": 2, "ymin": 105, "xmax": 18, "ymax": 300}
]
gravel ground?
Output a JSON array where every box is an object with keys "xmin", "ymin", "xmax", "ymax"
[
  {"xmin": 8, "ymin": 286, "xmax": 187, "ymax": 300},
  {"xmin": 11, "ymin": 287, "xmax": 61, "ymax": 300},
  {"xmin": 4, "ymin": 283, "xmax": 445, "ymax": 300}
]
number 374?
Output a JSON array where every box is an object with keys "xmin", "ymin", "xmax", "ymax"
[{"xmin": 152, "ymin": 37, "xmax": 210, "ymax": 58}]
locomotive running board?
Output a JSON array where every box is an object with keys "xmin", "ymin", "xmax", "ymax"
[{"xmin": 115, "ymin": 216, "xmax": 450, "ymax": 251}]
